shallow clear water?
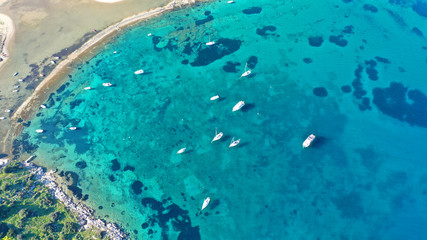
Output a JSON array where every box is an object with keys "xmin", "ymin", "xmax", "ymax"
[{"xmin": 16, "ymin": 0, "xmax": 427, "ymax": 239}]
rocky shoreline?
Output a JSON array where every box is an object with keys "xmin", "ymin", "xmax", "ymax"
[{"xmin": 23, "ymin": 157, "xmax": 128, "ymax": 240}]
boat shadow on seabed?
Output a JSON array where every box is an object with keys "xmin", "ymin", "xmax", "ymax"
[{"xmin": 311, "ymin": 136, "xmax": 327, "ymax": 148}]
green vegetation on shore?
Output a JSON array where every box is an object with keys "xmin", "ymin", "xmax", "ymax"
[{"xmin": 0, "ymin": 161, "xmax": 104, "ymax": 240}]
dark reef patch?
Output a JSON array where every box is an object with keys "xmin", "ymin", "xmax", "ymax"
[
  {"xmin": 303, "ymin": 58, "xmax": 313, "ymax": 64},
  {"xmin": 111, "ymin": 159, "xmax": 121, "ymax": 171},
  {"xmin": 313, "ymin": 87, "xmax": 328, "ymax": 97},
  {"xmin": 412, "ymin": 27, "xmax": 424, "ymax": 37},
  {"xmin": 329, "ymin": 35, "xmax": 348, "ymax": 47},
  {"xmin": 223, "ymin": 61, "xmax": 241, "ymax": 73},
  {"xmin": 363, "ymin": 4, "xmax": 378, "ymax": 13},
  {"xmin": 75, "ymin": 161, "xmax": 87, "ymax": 169},
  {"xmin": 333, "ymin": 192, "xmax": 364, "ymax": 219},
  {"xmin": 374, "ymin": 56, "xmax": 391, "ymax": 64},
  {"xmin": 373, "ymin": 82, "xmax": 427, "ymax": 127},
  {"xmin": 141, "ymin": 197, "xmax": 200, "ymax": 239},
  {"xmin": 132, "ymin": 181, "xmax": 143, "ymax": 195},
  {"xmin": 412, "ymin": 1, "xmax": 427, "ymax": 17},
  {"xmin": 242, "ymin": 7, "xmax": 262, "ymax": 14},
  {"xmin": 365, "ymin": 59, "xmax": 378, "ymax": 81},
  {"xmin": 256, "ymin": 26, "xmax": 277, "ymax": 36},
  {"xmin": 108, "ymin": 174, "xmax": 115, "ymax": 182},
  {"xmin": 359, "ymin": 97, "xmax": 372, "ymax": 111},
  {"xmin": 70, "ymin": 99, "xmax": 84, "ymax": 110},
  {"xmin": 195, "ymin": 15, "xmax": 214, "ymax": 26},
  {"xmin": 247, "ymin": 56, "xmax": 258, "ymax": 69},
  {"xmin": 124, "ymin": 165, "xmax": 135, "ymax": 171},
  {"xmin": 386, "ymin": 9, "xmax": 407, "ymax": 27},
  {"xmin": 56, "ymin": 84, "xmax": 67, "ymax": 94},
  {"xmin": 352, "ymin": 64, "xmax": 367, "ymax": 99},
  {"xmin": 342, "ymin": 0, "xmax": 353, "ymax": 3},
  {"xmin": 341, "ymin": 85, "xmax": 352, "ymax": 93},
  {"xmin": 190, "ymin": 38, "xmax": 242, "ymax": 67},
  {"xmin": 342, "ymin": 25, "xmax": 354, "ymax": 34},
  {"xmin": 181, "ymin": 59, "xmax": 189, "ymax": 65},
  {"xmin": 308, "ymin": 36, "xmax": 324, "ymax": 47}
]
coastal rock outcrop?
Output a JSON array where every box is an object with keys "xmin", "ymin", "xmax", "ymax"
[{"xmin": 23, "ymin": 159, "xmax": 128, "ymax": 240}]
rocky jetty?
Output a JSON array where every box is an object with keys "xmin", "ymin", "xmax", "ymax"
[{"xmin": 23, "ymin": 158, "xmax": 128, "ymax": 240}]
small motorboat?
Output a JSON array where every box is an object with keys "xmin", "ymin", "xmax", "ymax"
[
  {"xmin": 36, "ymin": 129, "xmax": 44, "ymax": 133},
  {"xmin": 303, "ymin": 134, "xmax": 316, "ymax": 148},
  {"xmin": 4, "ymin": 109, "xmax": 11, "ymax": 113},
  {"xmin": 211, "ymin": 129, "xmax": 223, "ymax": 143},
  {"xmin": 201, "ymin": 197, "xmax": 210, "ymax": 210},
  {"xmin": 14, "ymin": 85, "xmax": 20, "ymax": 89},
  {"xmin": 13, "ymin": 72, "xmax": 18, "ymax": 76},
  {"xmin": 103, "ymin": 82, "xmax": 112, "ymax": 87},
  {"xmin": 12, "ymin": 89, "xmax": 19, "ymax": 93},
  {"xmin": 113, "ymin": 51, "xmax": 117, "ymax": 54},
  {"xmin": 147, "ymin": 33, "xmax": 152, "ymax": 36},
  {"xmin": 18, "ymin": 79, "xmax": 24, "ymax": 82},
  {"xmin": 206, "ymin": 41, "xmax": 215, "ymax": 46},
  {"xmin": 227, "ymin": 0, "xmax": 235, "ymax": 3},
  {"xmin": 177, "ymin": 148, "xmax": 186, "ymax": 154},
  {"xmin": 210, "ymin": 95, "xmax": 220, "ymax": 101},
  {"xmin": 0, "ymin": 117, "xmax": 6, "ymax": 120},
  {"xmin": 240, "ymin": 63, "xmax": 251, "ymax": 77},
  {"xmin": 40, "ymin": 105, "xmax": 47, "ymax": 109},
  {"xmin": 134, "ymin": 69, "xmax": 144, "ymax": 75},
  {"xmin": 229, "ymin": 137, "xmax": 240, "ymax": 148},
  {"xmin": 232, "ymin": 101, "xmax": 245, "ymax": 112},
  {"xmin": 84, "ymin": 86, "xmax": 91, "ymax": 90},
  {"xmin": 69, "ymin": 127, "xmax": 77, "ymax": 130},
  {"xmin": 50, "ymin": 60, "xmax": 56, "ymax": 65}
]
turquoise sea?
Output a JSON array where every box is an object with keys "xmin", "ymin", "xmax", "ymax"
[{"xmin": 14, "ymin": 0, "xmax": 427, "ymax": 239}]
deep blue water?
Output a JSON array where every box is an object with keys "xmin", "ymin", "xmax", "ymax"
[{"xmin": 15, "ymin": 0, "xmax": 427, "ymax": 239}]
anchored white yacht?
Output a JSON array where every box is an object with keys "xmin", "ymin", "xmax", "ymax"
[
  {"xmin": 232, "ymin": 101, "xmax": 245, "ymax": 112},
  {"xmin": 303, "ymin": 134, "xmax": 316, "ymax": 148}
]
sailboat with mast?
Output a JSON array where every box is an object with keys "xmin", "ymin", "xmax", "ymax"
[
  {"xmin": 241, "ymin": 63, "xmax": 251, "ymax": 77},
  {"xmin": 211, "ymin": 128, "xmax": 223, "ymax": 143}
]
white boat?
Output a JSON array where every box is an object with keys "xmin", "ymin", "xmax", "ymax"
[
  {"xmin": 13, "ymin": 72, "xmax": 18, "ymax": 76},
  {"xmin": 240, "ymin": 63, "xmax": 251, "ymax": 77},
  {"xmin": 201, "ymin": 197, "xmax": 210, "ymax": 210},
  {"xmin": 103, "ymin": 82, "xmax": 112, "ymax": 87},
  {"xmin": 84, "ymin": 87, "xmax": 91, "ymax": 90},
  {"xmin": 36, "ymin": 129, "xmax": 44, "ymax": 133},
  {"xmin": 232, "ymin": 101, "xmax": 245, "ymax": 112},
  {"xmin": 113, "ymin": 51, "xmax": 117, "ymax": 54},
  {"xmin": 229, "ymin": 137, "xmax": 240, "ymax": 148},
  {"xmin": 303, "ymin": 134, "xmax": 316, "ymax": 148},
  {"xmin": 40, "ymin": 105, "xmax": 47, "ymax": 109},
  {"xmin": 14, "ymin": 85, "xmax": 20, "ymax": 89},
  {"xmin": 227, "ymin": 0, "xmax": 234, "ymax": 3},
  {"xmin": 210, "ymin": 95, "xmax": 219, "ymax": 101},
  {"xmin": 211, "ymin": 129, "xmax": 223, "ymax": 143},
  {"xmin": 12, "ymin": 89, "xmax": 19, "ymax": 93},
  {"xmin": 0, "ymin": 117, "xmax": 6, "ymax": 120},
  {"xmin": 134, "ymin": 69, "xmax": 144, "ymax": 75},
  {"xmin": 50, "ymin": 60, "xmax": 56, "ymax": 65},
  {"xmin": 177, "ymin": 148, "xmax": 186, "ymax": 154},
  {"xmin": 69, "ymin": 127, "xmax": 77, "ymax": 130},
  {"xmin": 18, "ymin": 79, "xmax": 24, "ymax": 82},
  {"xmin": 4, "ymin": 109, "xmax": 11, "ymax": 113},
  {"xmin": 147, "ymin": 33, "xmax": 152, "ymax": 36}
]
